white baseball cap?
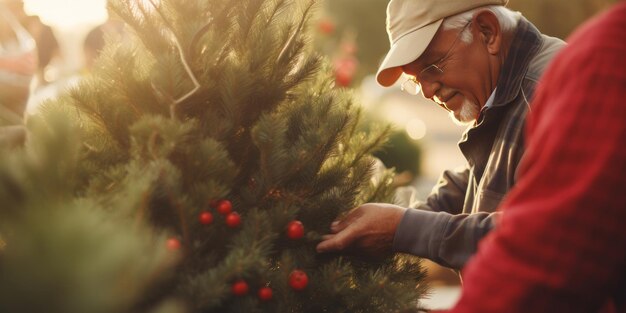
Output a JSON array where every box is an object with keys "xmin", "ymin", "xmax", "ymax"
[{"xmin": 376, "ymin": 0, "xmax": 508, "ymax": 86}]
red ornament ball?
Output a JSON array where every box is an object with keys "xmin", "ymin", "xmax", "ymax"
[
  {"xmin": 288, "ymin": 269, "xmax": 309, "ymax": 291},
  {"xmin": 231, "ymin": 279, "xmax": 249, "ymax": 296},
  {"xmin": 225, "ymin": 212, "xmax": 241, "ymax": 228},
  {"xmin": 318, "ymin": 18, "xmax": 335, "ymax": 35},
  {"xmin": 333, "ymin": 57, "xmax": 358, "ymax": 88},
  {"xmin": 334, "ymin": 71, "xmax": 353, "ymax": 87},
  {"xmin": 166, "ymin": 238, "xmax": 181, "ymax": 251},
  {"xmin": 257, "ymin": 286, "xmax": 273, "ymax": 301},
  {"xmin": 199, "ymin": 211, "xmax": 214, "ymax": 225},
  {"xmin": 286, "ymin": 220, "xmax": 305, "ymax": 240},
  {"xmin": 217, "ymin": 200, "xmax": 233, "ymax": 215}
]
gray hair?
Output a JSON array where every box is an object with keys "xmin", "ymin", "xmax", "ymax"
[{"xmin": 442, "ymin": 5, "xmax": 521, "ymax": 43}]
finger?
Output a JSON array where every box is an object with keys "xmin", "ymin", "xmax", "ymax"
[
  {"xmin": 316, "ymin": 237, "xmax": 335, "ymax": 253},
  {"xmin": 316, "ymin": 226, "xmax": 355, "ymax": 253},
  {"xmin": 330, "ymin": 220, "xmax": 343, "ymax": 233},
  {"xmin": 330, "ymin": 208, "xmax": 362, "ymax": 233},
  {"xmin": 320, "ymin": 234, "xmax": 335, "ymax": 241}
]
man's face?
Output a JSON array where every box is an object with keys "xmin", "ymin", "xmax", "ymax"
[{"xmin": 402, "ymin": 20, "xmax": 496, "ymax": 124}]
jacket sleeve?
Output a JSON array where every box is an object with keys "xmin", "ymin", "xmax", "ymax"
[
  {"xmin": 392, "ymin": 166, "xmax": 498, "ymax": 269},
  {"xmin": 393, "ymin": 209, "xmax": 497, "ymax": 269}
]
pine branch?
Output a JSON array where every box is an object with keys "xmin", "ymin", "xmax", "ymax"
[
  {"xmin": 350, "ymin": 125, "xmax": 393, "ymax": 168},
  {"xmin": 276, "ymin": 0, "xmax": 315, "ymax": 66},
  {"xmin": 146, "ymin": 0, "xmax": 200, "ymax": 120}
]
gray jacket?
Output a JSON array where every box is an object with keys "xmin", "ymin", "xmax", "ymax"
[{"xmin": 392, "ymin": 18, "xmax": 566, "ymax": 269}]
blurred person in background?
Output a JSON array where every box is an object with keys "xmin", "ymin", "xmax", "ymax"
[
  {"xmin": 31, "ymin": 16, "xmax": 60, "ymax": 87},
  {"xmin": 83, "ymin": 24, "xmax": 105, "ymax": 71},
  {"xmin": 317, "ymin": 0, "xmax": 565, "ymax": 271},
  {"xmin": 0, "ymin": 0, "xmax": 35, "ymax": 119},
  {"xmin": 83, "ymin": 17, "xmax": 125, "ymax": 71},
  {"xmin": 0, "ymin": 0, "xmax": 35, "ymax": 147},
  {"xmin": 432, "ymin": 2, "xmax": 626, "ymax": 312}
]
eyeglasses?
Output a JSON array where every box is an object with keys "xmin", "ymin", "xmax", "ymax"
[{"xmin": 401, "ymin": 22, "xmax": 471, "ymax": 96}]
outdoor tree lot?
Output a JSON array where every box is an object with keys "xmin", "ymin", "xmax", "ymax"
[
  {"xmin": 2, "ymin": 1, "xmax": 614, "ymax": 312},
  {"xmin": 0, "ymin": 0, "xmax": 428, "ymax": 312}
]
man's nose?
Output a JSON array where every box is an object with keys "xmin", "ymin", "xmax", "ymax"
[{"xmin": 419, "ymin": 80, "xmax": 439, "ymax": 100}]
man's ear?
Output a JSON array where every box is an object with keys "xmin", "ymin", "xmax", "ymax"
[{"xmin": 473, "ymin": 10, "xmax": 502, "ymax": 55}]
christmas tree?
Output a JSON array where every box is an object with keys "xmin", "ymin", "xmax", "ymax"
[{"xmin": 2, "ymin": 0, "xmax": 428, "ymax": 311}]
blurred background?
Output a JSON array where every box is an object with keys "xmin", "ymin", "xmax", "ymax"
[{"xmin": 0, "ymin": 0, "xmax": 618, "ymax": 309}]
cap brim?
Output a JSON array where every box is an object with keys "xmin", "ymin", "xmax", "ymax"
[{"xmin": 376, "ymin": 19, "xmax": 443, "ymax": 87}]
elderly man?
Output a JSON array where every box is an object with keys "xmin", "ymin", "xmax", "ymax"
[
  {"xmin": 433, "ymin": 2, "xmax": 626, "ymax": 312},
  {"xmin": 317, "ymin": 0, "xmax": 565, "ymax": 270}
]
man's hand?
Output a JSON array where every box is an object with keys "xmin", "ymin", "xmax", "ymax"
[{"xmin": 316, "ymin": 203, "xmax": 407, "ymax": 257}]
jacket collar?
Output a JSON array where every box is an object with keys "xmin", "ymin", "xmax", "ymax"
[{"xmin": 491, "ymin": 17, "xmax": 543, "ymax": 108}]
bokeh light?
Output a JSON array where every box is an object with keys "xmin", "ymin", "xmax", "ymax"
[
  {"xmin": 23, "ymin": 0, "xmax": 108, "ymax": 29},
  {"xmin": 406, "ymin": 118, "xmax": 427, "ymax": 140}
]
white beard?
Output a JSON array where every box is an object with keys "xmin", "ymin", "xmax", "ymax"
[{"xmin": 449, "ymin": 97, "xmax": 479, "ymax": 125}]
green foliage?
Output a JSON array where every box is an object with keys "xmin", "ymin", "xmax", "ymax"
[
  {"xmin": 374, "ymin": 130, "xmax": 422, "ymax": 177},
  {"xmin": 0, "ymin": 111, "xmax": 182, "ymax": 313},
  {"xmin": 317, "ymin": 0, "xmax": 389, "ymax": 83},
  {"xmin": 8, "ymin": 0, "xmax": 429, "ymax": 312}
]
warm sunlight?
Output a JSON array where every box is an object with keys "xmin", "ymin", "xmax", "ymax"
[{"xmin": 23, "ymin": 0, "xmax": 108, "ymax": 29}]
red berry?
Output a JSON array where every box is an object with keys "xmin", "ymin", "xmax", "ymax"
[
  {"xmin": 225, "ymin": 212, "xmax": 241, "ymax": 228},
  {"xmin": 231, "ymin": 279, "xmax": 249, "ymax": 296},
  {"xmin": 318, "ymin": 19, "xmax": 335, "ymax": 35},
  {"xmin": 166, "ymin": 238, "xmax": 181, "ymax": 251},
  {"xmin": 257, "ymin": 286, "xmax": 273, "ymax": 301},
  {"xmin": 333, "ymin": 57, "xmax": 357, "ymax": 87},
  {"xmin": 334, "ymin": 70, "xmax": 353, "ymax": 87},
  {"xmin": 286, "ymin": 220, "xmax": 305, "ymax": 240},
  {"xmin": 288, "ymin": 269, "xmax": 309, "ymax": 291},
  {"xmin": 199, "ymin": 211, "xmax": 213, "ymax": 225},
  {"xmin": 217, "ymin": 200, "xmax": 232, "ymax": 215}
]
